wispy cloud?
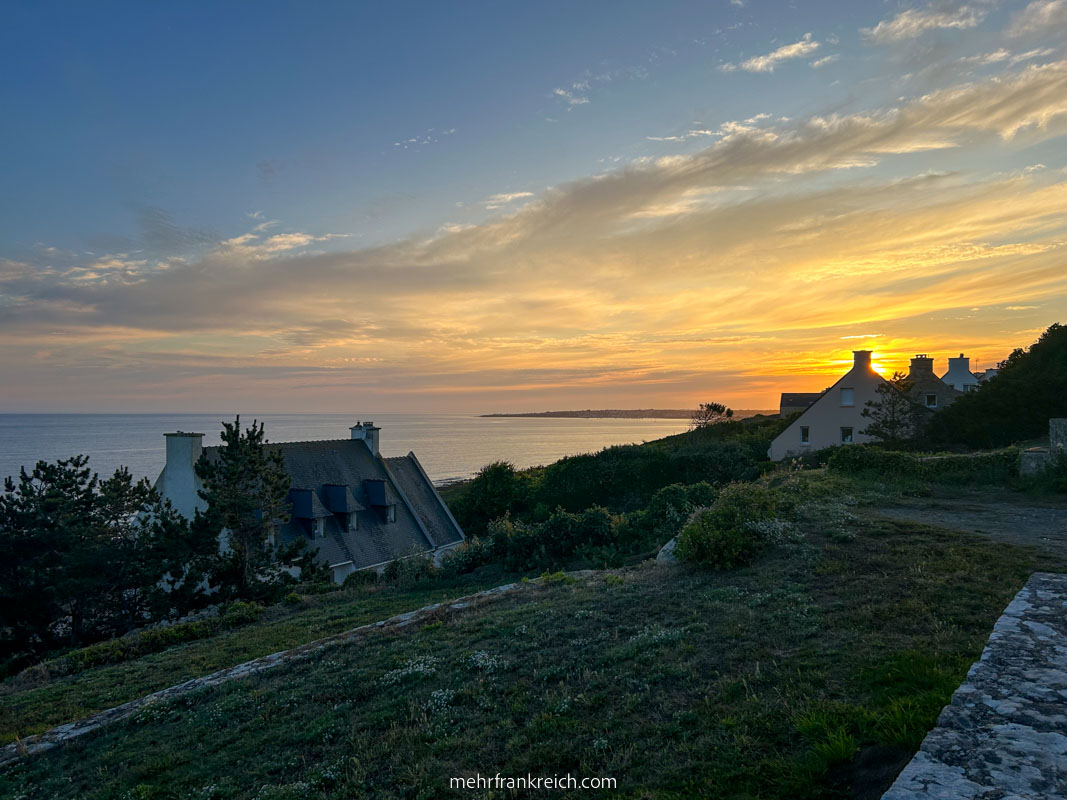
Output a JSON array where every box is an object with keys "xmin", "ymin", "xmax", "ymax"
[
  {"xmin": 1009, "ymin": 0, "xmax": 1067, "ymax": 36},
  {"xmin": 810, "ymin": 54, "xmax": 840, "ymax": 69},
  {"xmin": 553, "ymin": 85, "xmax": 591, "ymax": 107},
  {"xmin": 721, "ymin": 33, "xmax": 820, "ymax": 73},
  {"xmin": 5, "ymin": 61, "xmax": 1067, "ymax": 409},
  {"xmin": 863, "ymin": 4, "xmax": 987, "ymax": 43},
  {"xmin": 392, "ymin": 128, "xmax": 457, "ymax": 150},
  {"xmin": 484, "ymin": 191, "xmax": 535, "ymax": 210}
]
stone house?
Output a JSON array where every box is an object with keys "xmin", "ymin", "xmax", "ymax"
[
  {"xmin": 905, "ymin": 354, "xmax": 963, "ymax": 412},
  {"xmin": 155, "ymin": 422, "xmax": 465, "ymax": 583}
]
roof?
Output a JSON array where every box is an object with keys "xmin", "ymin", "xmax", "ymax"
[
  {"xmin": 383, "ymin": 453, "xmax": 465, "ymax": 549},
  {"xmin": 200, "ymin": 438, "xmax": 462, "ymax": 571},
  {"xmin": 780, "ymin": 392, "xmax": 823, "ymax": 407}
]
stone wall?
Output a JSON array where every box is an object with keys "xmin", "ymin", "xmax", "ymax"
[{"xmin": 881, "ymin": 572, "xmax": 1067, "ymax": 799}]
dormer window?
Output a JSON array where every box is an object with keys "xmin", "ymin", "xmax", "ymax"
[
  {"xmin": 348, "ymin": 512, "xmax": 358, "ymax": 532},
  {"xmin": 840, "ymin": 388, "xmax": 854, "ymax": 407},
  {"xmin": 386, "ymin": 505, "xmax": 396, "ymax": 524},
  {"xmin": 313, "ymin": 518, "xmax": 325, "ymax": 539}
]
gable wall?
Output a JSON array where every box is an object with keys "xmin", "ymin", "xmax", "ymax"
[{"xmin": 768, "ymin": 363, "xmax": 887, "ymax": 460}]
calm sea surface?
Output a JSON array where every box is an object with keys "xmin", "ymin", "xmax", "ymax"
[{"xmin": 0, "ymin": 414, "xmax": 691, "ymax": 487}]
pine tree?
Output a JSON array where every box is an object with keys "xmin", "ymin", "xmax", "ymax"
[
  {"xmin": 194, "ymin": 417, "xmax": 307, "ymax": 600},
  {"xmin": 860, "ymin": 373, "xmax": 926, "ymax": 447},
  {"xmin": 691, "ymin": 402, "xmax": 734, "ymax": 429},
  {"xmin": 0, "ymin": 456, "xmax": 200, "ymax": 667}
]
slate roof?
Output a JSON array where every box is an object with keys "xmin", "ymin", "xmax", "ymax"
[
  {"xmin": 780, "ymin": 392, "xmax": 823, "ymax": 408},
  {"xmin": 200, "ymin": 438, "xmax": 463, "ymax": 571},
  {"xmin": 383, "ymin": 453, "xmax": 466, "ymax": 549}
]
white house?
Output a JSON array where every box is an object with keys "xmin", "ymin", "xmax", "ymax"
[
  {"xmin": 154, "ymin": 422, "xmax": 465, "ymax": 583},
  {"xmin": 941, "ymin": 353, "xmax": 981, "ymax": 392},
  {"xmin": 768, "ymin": 350, "xmax": 887, "ymax": 461}
]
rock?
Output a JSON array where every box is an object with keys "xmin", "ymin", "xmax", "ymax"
[{"xmin": 656, "ymin": 537, "xmax": 680, "ymax": 566}]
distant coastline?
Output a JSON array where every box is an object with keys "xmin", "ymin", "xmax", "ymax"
[{"xmin": 481, "ymin": 409, "xmax": 777, "ymax": 419}]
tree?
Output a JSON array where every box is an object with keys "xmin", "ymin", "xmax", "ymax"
[
  {"xmin": 928, "ymin": 323, "xmax": 1067, "ymax": 448},
  {"xmin": 861, "ymin": 372, "xmax": 926, "ymax": 447},
  {"xmin": 0, "ymin": 456, "xmax": 200, "ymax": 670},
  {"xmin": 691, "ymin": 402, "xmax": 734, "ymax": 429},
  {"xmin": 194, "ymin": 417, "xmax": 318, "ymax": 601}
]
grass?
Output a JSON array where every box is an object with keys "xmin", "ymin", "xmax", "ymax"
[
  {"xmin": 0, "ymin": 570, "xmax": 511, "ymax": 745},
  {"xmin": 1, "ymin": 477, "xmax": 1058, "ymax": 799}
]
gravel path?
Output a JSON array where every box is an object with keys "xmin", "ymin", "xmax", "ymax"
[{"xmin": 868, "ymin": 499, "xmax": 1067, "ymax": 560}]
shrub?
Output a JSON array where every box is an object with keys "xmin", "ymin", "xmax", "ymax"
[
  {"xmin": 827, "ymin": 446, "xmax": 921, "ymax": 477},
  {"xmin": 676, "ymin": 483, "xmax": 780, "ymax": 569},
  {"xmin": 219, "ymin": 600, "xmax": 264, "ymax": 628},
  {"xmin": 828, "ymin": 444, "xmax": 1020, "ymax": 485},
  {"xmin": 342, "ymin": 569, "xmax": 378, "ymax": 588},
  {"xmin": 283, "ymin": 592, "xmax": 302, "ymax": 607}
]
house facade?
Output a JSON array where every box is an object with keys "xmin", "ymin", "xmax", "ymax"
[
  {"xmin": 768, "ymin": 351, "xmax": 887, "ymax": 461},
  {"xmin": 905, "ymin": 354, "xmax": 962, "ymax": 412},
  {"xmin": 154, "ymin": 422, "xmax": 465, "ymax": 583}
]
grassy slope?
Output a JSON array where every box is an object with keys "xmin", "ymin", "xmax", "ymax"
[
  {"xmin": 0, "ymin": 571, "xmax": 511, "ymax": 745},
  {"xmin": 2, "ymin": 473, "xmax": 1058, "ymax": 799}
]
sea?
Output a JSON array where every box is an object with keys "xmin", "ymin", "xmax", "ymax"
[{"xmin": 0, "ymin": 413, "xmax": 692, "ymax": 488}]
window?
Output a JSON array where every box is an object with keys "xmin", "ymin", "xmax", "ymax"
[
  {"xmin": 840, "ymin": 387, "xmax": 854, "ymax": 407},
  {"xmin": 925, "ymin": 394, "xmax": 937, "ymax": 408},
  {"xmin": 386, "ymin": 505, "xmax": 396, "ymax": 524},
  {"xmin": 315, "ymin": 518, "xmax": 325, "ymax": 538},
  {"xmin": 800, "ymin": 426, "xmax": 810, "ymax": 443},
  {"xmin": 348, "ymin": 512, "xmax": 358, "ymax": 532},
  {"xmin": 841, "ymin": 427, "xmax": 853, "ymax": 444}
]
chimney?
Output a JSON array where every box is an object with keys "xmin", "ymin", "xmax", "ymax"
[
  {"xmin": 161, "ymin": 432, "xmax": 204, "ymax": 520},
  {"xmin": 942, "ymin": 353, "xmax": 979, "ymax": 392},
  {"xmin": 350, "ymin": 421, "xmax": 380, "ymax": 456},
  {"xmin": 852, "ymin": 350, "xmax": 872, "ymax": 370},
  {"xmin": 910, "ymin": 354, "xmax": 934, "ymax": 376}
]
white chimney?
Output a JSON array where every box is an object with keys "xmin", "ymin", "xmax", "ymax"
[
  {"xmin": 941, "ymin": 353, "xmax": 979, "ymax": 392},
  {"xmin": 350, "ymin": 421, "xmax": 380, "ymax": 456},
  {"xmin": 158, "ymin": 432, "xmax": 205, "ymax": 520}
]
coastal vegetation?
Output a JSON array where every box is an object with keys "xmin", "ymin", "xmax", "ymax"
[{"xmin": 2, "ymin": 464, "xmax": 1058, "ymax": 799}]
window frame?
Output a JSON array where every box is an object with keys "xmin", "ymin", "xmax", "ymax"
[
  {"xmin": 800, "ymin": 425, "xmax": 810, "ymax": 444},
  {"xmin": 841, "ymin": 426, "xmax": 854, "ymax": 444},
  {"xmin": 840, "ymin": 387, "xmax": 854, "ymax": 407}
]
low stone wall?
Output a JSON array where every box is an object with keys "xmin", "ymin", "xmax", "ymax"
[
  {"xmin": 882, "ymin": 572, "xmax": 1067, "ymax": 799},
  {"xmin": 0, "ymin": 573, "xmax": 593, "ymax": 768}
]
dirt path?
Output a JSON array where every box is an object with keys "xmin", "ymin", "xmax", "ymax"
[{"xmin": 867, "ymin": 498, "xmax": 1067, "ymax": 560}]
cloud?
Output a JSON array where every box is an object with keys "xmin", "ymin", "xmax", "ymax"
[
  {"xmin": 484, "ymin": 191, "xmax": 535, "ymax": 210},
  {"xmin": 392, "ymin": 128, "xmax": 457, "ymax": 150},
  {"xmin": 1008, "ymin": 0, "xmax": 1067, "ymax": 36},
  {"xmin": 553, "ymin": 86, "xmax": 590, "ymax": 106},
  {"xmin": 721, "ymin": 33, "xmax": 820, "ymax": 73},
  {"xmin": 5, "ymin": 61, "xmax": 1067, "ymax": 410},
  {"xmin": 863, "ymin": 4, "xmax": 987, "ymax": 43},
  {"xmin": 810, "ymin": 54, "xmax": 840, "ymax": 69}
]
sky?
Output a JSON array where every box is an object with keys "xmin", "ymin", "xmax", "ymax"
[{"xmin": 1, "ymin": 0, "xmax": 1066, "ymax": 413}]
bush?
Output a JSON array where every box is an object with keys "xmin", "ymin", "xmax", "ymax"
[
  {"xmin": 343, "ymin": 569, "xmax": 379, "ymax": 588},
  {"xmin": 676, "ymin": 483, "xmax": 780, "ymax": 569},
  {"xmin": 827, "ymin": 446, "xmax": 922, "ymax": 477},
  {"xmin": 828, "ymin": 445, "xmax": 1020, "ymax": 485},
  {"xmin": 220, "ymin": 600, "xmax": 264, "ymax": 628},
  {"xmin": 438, "ymin": 538, "xmax": 492, "ymax": 576}
]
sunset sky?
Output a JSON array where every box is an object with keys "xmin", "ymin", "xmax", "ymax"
[{"xmin": 2, "ymin": 0, "xmax": 1066, "ymax": 412}]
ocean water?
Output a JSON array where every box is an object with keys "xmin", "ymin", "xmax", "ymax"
[{"xmin": 0, "ymin": 414, "xmax": 691, "ymax": 487}]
